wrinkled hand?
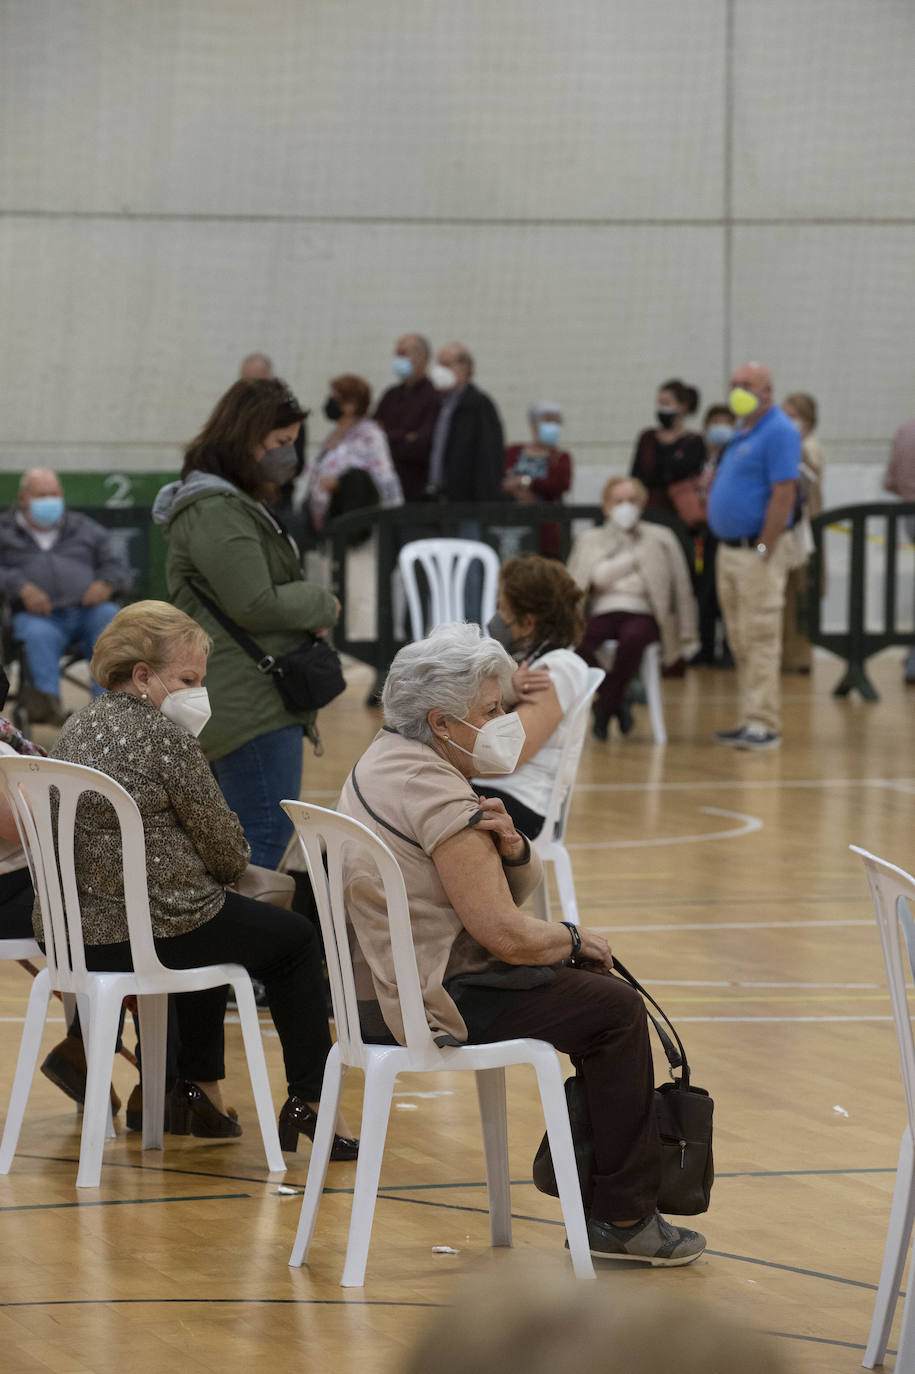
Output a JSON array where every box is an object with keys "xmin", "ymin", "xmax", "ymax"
[
  {"xmin": 574, "ymin": 927, "xmax": 614, "ymax": 970},
  {"xmin": 512, "ymin": 662, "xmax": 552, "ymax": 701},
  {"xmin": 472, "ymin": 796, "xmax": 526, "ymax": 862},
  {"xmin": 502, "ymin": 473, "xmax": 523, "ymax": 495},
  {"xmin": 19, "ymin": 583, "xmax": 51, "ymax": 616},
  {"xmin": 82, "ymin": 580, "xmax": 113, "ymax": 608}
]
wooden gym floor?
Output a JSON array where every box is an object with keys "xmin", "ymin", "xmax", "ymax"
[{"xmin": 1, "ymin": 652, "xmax": 913, "ymax": 1373}]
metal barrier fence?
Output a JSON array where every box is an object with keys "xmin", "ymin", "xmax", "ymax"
[
  {"xmin": 808, "ymin": 501, "xmax": 915, "ymax": 700},
  {"xmin": 320, "ymin": 501, "xmax": 689, "ymax": 696}
]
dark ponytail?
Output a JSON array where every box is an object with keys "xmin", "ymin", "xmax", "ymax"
[{"xmin": 660, "ymin": 379, "xmax": 700, "ymax": 416}]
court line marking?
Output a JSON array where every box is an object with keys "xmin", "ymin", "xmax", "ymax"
[
  {"xmin": 675, "ymin": 1015, "xmax": 892, "ymax": 1023},
  {"xmin": 0, "ymin": 1297, "xmax": 441, "ymax": 1309},
  {"xmin": 0, "ymin": 1192, "xmax": 250, "ymax": 1213},
  {"xmin": 571, "ymin": 777, "xmax": 915, "ymax": 792},
  {"xmin": 595, "ymin": 919, "xmax": 872, "ymax": 932},
  {"xmin": 567, "ymin": 806, "xmax": 762, "ymax": 850}
]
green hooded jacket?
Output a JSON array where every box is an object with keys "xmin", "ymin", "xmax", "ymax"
[{"xmin": 152, "ymin": 473, "xmax": 338, "ymax": 761}]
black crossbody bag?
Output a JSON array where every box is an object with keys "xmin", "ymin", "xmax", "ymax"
[
  {"xmin": 532, "ymin": 957, "xmax": 714, "ymax": 1215},
  {"xmin": 188, "ymin": 581, "xmax": 346, "ymax": 714}
]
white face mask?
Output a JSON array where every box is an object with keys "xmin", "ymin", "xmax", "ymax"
[
  {"xmin": 430, "ymin": 363, "xmax": 458, "ymax": 391},
  {"xmin": 153, "ymin": 672, "xmax": 212, "ymax": 738},
  {"xmin": 610, "ymin": 501, "xmax": 640, "ymax": 532},
  {"xmin": 448, "ymin": 712, "xmax": 526, "ymax": 775}
]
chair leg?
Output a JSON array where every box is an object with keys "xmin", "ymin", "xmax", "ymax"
[
  {"xmin": 289, "ymin": 1045, "xmax": 345, "ymax": 1268},
  {"xmin": 136, "ymin": 993, "xmax": 168, "ymax": 1151},
  {"xmin": 340, "ymin": 1059, "xmax": 397, "ymax": 1287},
  {"xmin": 864, "ymin": 1126, "xmax": 915, "ymax": 1368},
  {"xmin": 551, "ymin": 846, "xmax": 580, "ymax": 928},
  {"xmin": 644, "ymin": 645, "xmax": 667, "ymax": 745},
  {"xmin": 76, "ymin": 988, "xmax": 122, "ymax": 1188},
  {"xmin": 533, "ymin": 1055, "xmax": 594, "ymax": 1280},
  {"xmin": 232, "ymin": 977, "xmax": 285, "ymax": 1174},
  {"xmin": 475, "ymin": 1067, "xmax": 512, "ymax": 1248},
  {"xmin": 0, "ymin": 968, "xmax": 51, "ymax": 1174}
]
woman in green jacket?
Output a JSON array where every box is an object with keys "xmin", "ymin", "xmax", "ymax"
[{"xmin": 153, "ymin": 379, "xmax": 339, "ymax": 868}]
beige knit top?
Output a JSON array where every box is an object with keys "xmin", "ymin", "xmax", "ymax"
[{"xmin": 37, "ymin": 691, "xmax": 250, "ymax": 946}]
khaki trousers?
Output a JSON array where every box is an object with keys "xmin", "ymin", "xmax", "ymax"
[{"xmin": 716, "ymin": 535, "xmax": 794, "ymax": 734}]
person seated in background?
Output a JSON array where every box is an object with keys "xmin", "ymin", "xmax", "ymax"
[
  {"xmin": 0, "ymin": 469, "xmax": 133, "ymax": 724},
  {"xmin": 630, "ymin": 378, "xmax": 706, "ymax": 519},
  {"xmin": 474, "ymin": 555, "xmax": 591, "ymax": 839},
  {"xmin": 780, "ymin": 391, "xmax": 825, "ymax": 674},
  {"xmin": 337, "ymin": 623, "xmax": 705, "ymax": 1266},
  {"xmin": 47, "ymin": 599, "xmax": 357, "ymax": 1157},
  {"xmin": 568, "ymin": 477, "xmax": 698, "ymax": 740},
  {"xmin": 305, "ymin": 374, "xmax": 403, "ymax": 535},
  {"xmin": 503, "ymin": 403, "xmax": 573, "ymax": 558},
  {"xmin": 373, "ymin": 334, "xmax": 442, "ymax": 503}
]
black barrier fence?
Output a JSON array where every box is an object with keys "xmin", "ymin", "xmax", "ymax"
[
  {"xmin": 319, "ymin": 501, "xmax": 690, "ymax": 696},
  {"xmin": 808, "ymin": 501, "xmax": 915, "ymax": 701}
]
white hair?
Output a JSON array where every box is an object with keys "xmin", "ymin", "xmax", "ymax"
[
  {"xmin": 382, "ymin": 623, "xmax": 514, "ymax": 744},
  {"xmin": 527, "ymin": 400, "xmax": 563, "ymax": 426}
]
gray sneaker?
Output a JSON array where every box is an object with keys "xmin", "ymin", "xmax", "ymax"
[
  {"xmin": 734, "ymin": 725, "xmax": 781, "ymax": 751},
  {"xmin": 586, "ymin": 1210, "xmax": 706, "ymax": 1267},
  {"xmin": 715, "ymin": 724, "xmax": 746, "ymax": 746}
]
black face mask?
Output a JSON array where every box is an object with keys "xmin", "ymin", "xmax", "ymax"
[
  {"xmin": 487, "ymin": 613, "xmax": 529, "ymax": 661},
  {"xmin": 0, "ymin": 665, "xmax": 9, "ymax": 712},
  {"xmin": 323, "ymin": 396, "xmax": 343, "ymax": 422},
  {"xmin": 656, "ymin": 408, "xmax": 678, "ymax": 429}
]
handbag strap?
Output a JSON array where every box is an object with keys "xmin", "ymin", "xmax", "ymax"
[
  {"xmin": 187, "ymin": 580, "xmax": 283, "ymax": 675},
  {"xmin": 611, "ymin": 956, "xmax": 689, "ymax": 1080}
]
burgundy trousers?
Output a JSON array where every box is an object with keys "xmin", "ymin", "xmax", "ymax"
[
  {"xmin": 474, "ymin": 966, "xmax": 661, "ymax": 1222},
  {"xmin": 576, "ymin": 611, "xmax": 660, "ymax": 714}
]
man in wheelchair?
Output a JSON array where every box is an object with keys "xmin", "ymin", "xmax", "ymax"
[{"xmin": 0, "ymin": 469, "xmax": 133, "ymax": 724}]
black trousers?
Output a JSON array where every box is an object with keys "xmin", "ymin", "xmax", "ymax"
[
  {"xmin": 85, "ymin": 891, "xmax": 332, "ymax": 1100},
  {"xmin": 469, "ymin": 965, "xmax": 661, "ymax": 1222},
  {"xmin": 470, "ymin": 784, "xmax": 545, "ymax": 841},
  {"xmin": 0, "ymin": 867, "xmax": 36, "ymax": 940}
]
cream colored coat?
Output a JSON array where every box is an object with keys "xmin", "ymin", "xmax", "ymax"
[{"xmin": 567, "ymin": 518, "xmax": 698, "ymax": 666}]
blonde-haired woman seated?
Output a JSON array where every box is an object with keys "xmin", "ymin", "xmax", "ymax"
[
  {"xmin": 337, "ymin": 623, "xmax": 704, "ymax": 1265},
  {"xmin": 475, "ymin": 554, "xmax": 591, "ymax": 839},
  {"xmin": 48, "ymin": 601, "xmax": 356, "ymax": 1157},
  {"xmin": 568, "ymin": 476, "xmax": 698, "ymax": 739}
]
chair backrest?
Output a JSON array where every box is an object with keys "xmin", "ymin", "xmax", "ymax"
[
  {"xmin": 851, "ymin": 845, "xmax": 915, "ymax": 1137},
  {"xmin": 0, "ymin": 755, "xmax": 161, "ymax": 990},
  {"xmin": 398, "ymin": 538, "xmax": 500, "ymax": 639},
  {"xmin": 281, "ymin": 800, "xmax": 437, "ymax": 1065},
  {"xmin": 538, "ymin": 667, "xmax": 606, "ymax": 846}
]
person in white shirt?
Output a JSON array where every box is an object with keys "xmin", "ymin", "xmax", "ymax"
[
  {"xmin": 568, "ymin": 476, "xmax": 697, "ymax": 739},
  {"xmin": 473, "ymin": 555, "xmax": 593, "ymax": 838}
]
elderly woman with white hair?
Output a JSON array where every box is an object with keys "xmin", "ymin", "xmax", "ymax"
[
  {"xmin": 336, "ymin": 623, "xmax": 705, "ymax": 1267},
  {"xmin": 503, "ymin": 402, "xmax": 573, "ymax": 558}
]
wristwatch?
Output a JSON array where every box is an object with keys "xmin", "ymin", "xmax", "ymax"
[{"xmin": 755, "ymin": 541, "xmax": 768, "ymax": 557}]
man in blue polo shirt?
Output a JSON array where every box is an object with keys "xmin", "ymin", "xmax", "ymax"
[{"xmin": 707, "ymin": 362, "xmax": 801, "ymax": 750}]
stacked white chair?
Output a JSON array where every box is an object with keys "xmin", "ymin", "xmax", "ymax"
[
  {"xmin": 852, "ymin": 844, "xmax": 915, "ymax": 1373},
  {"xmin": 281, "ymin": 798, "xmax": 594, "ymax": 1286},
  {"xmin": 0, "ymin": 755, "xmax": 285, "ymax": 1187},
  {"xmin": 398, "ymin": 538, "xmax": 500, "ymax": 639}
]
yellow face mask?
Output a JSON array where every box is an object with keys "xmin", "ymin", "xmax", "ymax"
[{"xmin": 728, "ymin": 386, "xmax": 759, "ymax": 418}]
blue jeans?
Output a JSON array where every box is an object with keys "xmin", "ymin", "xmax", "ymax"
[
  {"xmin": 211, "ymin": 725, "xmax": 303, "ymax": 869},
  {"xmin": 12, "ymin": 603, "xmax": 118, "ymax": 695}
]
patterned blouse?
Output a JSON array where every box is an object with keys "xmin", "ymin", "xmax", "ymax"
[
  {"xmin": 306, "ymin": 418, "xmax": 404, "ymax": 529},
  {"xmin": 41, "ymin": 691, "xmax": 250, "ymax": 946}
]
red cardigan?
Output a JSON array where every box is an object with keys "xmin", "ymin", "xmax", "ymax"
[{"xmin": 503, "ymin": 445, "xmax": 573, "ymax": 557}]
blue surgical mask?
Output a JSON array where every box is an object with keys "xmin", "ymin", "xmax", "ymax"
[
  {"xmin": 537, "ymin": 420, "xmax": 562, "ymax": 447},
  {"xmin": 29, "ymin": 496, "xmax": 64, "ymax": 528},
  {"xmin": 392, "ymin": 355, "xmax": 414, "ymax": 381},
  {"xmin": 706, "ymin": 424, "xmax": 734, "ymax": 448}
]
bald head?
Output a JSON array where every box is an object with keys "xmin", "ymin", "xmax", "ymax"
[
  {"xmin": 395, "ymin": 333, "xmax": 431, "ymax": 382},
  {"xmin": 240, "ymin": 352, "xmax": 274, "ymax": 380},
  {"xmin": 730, "ymin": 360, "xmax": 773, "ymax": 423},
  {"xmin": 437, "ymin": 342, "xmax": 474, "ymax": 387}
]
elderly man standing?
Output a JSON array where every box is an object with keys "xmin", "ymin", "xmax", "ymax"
[
  {"xmin": 0, "ymin": 469, "xmax": 132, "ymax": 723},
  {"xmin": 374, "ymin": 333, "xmax": 442, "ymax": 503},
  {"xmin": 425, "ymin": 342, "xmax": 504, "ymax": 503},
  {"xmin": 707, "ymin": 363, "xmax": 801, "ymax": 750}
]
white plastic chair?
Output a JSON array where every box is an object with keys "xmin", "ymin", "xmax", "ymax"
[
  {"xmin": 0, "ymin": 756, "xmax": 285, "ymax": 1188},
  {"xmin": 531, "ymin": 667, "xmax": 605, "ymax": 927},
  {"xmin": 851, "ymin": 845, "xmax": 915, "ymax": 1372},
  {"xmin": 595, "ymin": 639, "xmax": 666, "ymax": 744},
  {"xmin": 281, "ymin": 799, "xmax": 594, "ymax": 1287},
  {"xmin": 398, "ymin": 538, "xmax": 500, "ymax": 639}
]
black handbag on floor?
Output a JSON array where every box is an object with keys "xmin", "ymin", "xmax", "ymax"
[
  {"xmin": 531, "ymin": 958, "xmax": 714, "ymax": 1216},
  {"xmin": 188, "ymin": 581, "xmax": 346, "ymax": 713}
]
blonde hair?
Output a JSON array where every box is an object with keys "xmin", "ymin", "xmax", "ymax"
[
  {"xmin": 601, "ymin": 474, "xmax": 648, "ymax": 507},
  {"xmin": 90, "ymin": 601, "xmax": 212, "ymax": 689},
  {"xmin": 783, "ymin": 391, "xmax": 818, "ymax": 431}
]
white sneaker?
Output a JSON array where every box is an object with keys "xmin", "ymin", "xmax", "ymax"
[{"xmin": 734, "ymin": 725, "xmax": 781, "ymax": 751}]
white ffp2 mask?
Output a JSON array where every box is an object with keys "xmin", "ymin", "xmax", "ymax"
[
  {"xmin": 449, "ymin": 712, "xmax": 526, "ymax": 775},
  {"xmin": 154, "ymin": 673, "xmax": 212, "ymax": 737},
  {"xmin": 610, "ymin": 501, "xmax": 640, "ymax": 532}
]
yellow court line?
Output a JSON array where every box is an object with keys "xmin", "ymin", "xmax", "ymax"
[
  {"xmin": 827, "ymin": 520, "xmax": 915, "ymax": 551},
  {"xmin": 663, "ymin": 991, "xmax": 891, "ymax": 1006}
]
